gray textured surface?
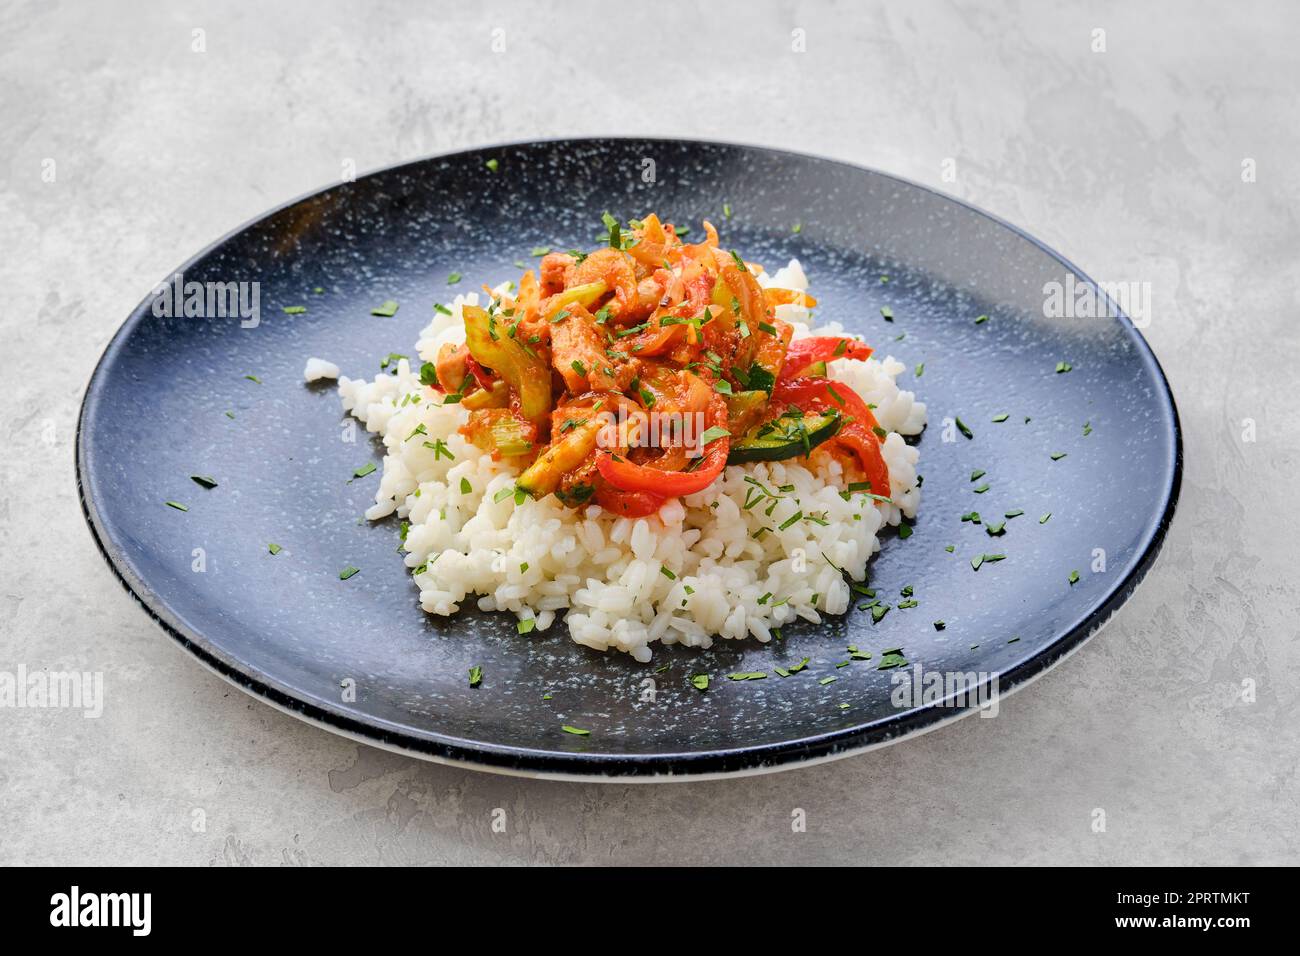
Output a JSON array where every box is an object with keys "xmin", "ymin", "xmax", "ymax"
[{"xmin": 1, "ymin": 0, "xmax": 1296, "ymax": 865}]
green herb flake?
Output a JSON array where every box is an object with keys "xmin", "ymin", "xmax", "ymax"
[
  {"xmin": 991, "ymin": 413, "xmax": 1009, "ymax": 423},
  {"xmin": 282, "ymin": 305, "xmax": 307, "ymax": 315},
  {"xmin": 353, "ymin": 461, "xmax": 377, "ymax": 479},
  {"xmin": 880, "ymin": 306, "xmax": 894, "ymax": 321},
  {"xmin": 1039, "ymin": 512, "xmax": 1052, "ymax": 524},
  {"xmin": 1068, "ymin": 569, "xmax": 1080, "ymax": 585},
  {"xmin": 870, "ymin": 604, "xmax": 890, "ymax": 624},
  {"xmin": 975, "ymin": 314, "xmax": 990, "ymax": 325},
  {"xmin": 818, "ymin": 676, "xmax": 838, "ymax": 685},
  {"xmin": 915, "ymin": 362, "xmax": 925, "ymax": 377},
  {"xmin": 244, "ymin": 374, "xmax": 262, "ymax": 384},
  {"xmin": 691, "ymin": 674, "xmax": 709, "ymax": 692},
  {"xmin": 970, "ymin": 469, "xmax": 986, "ymax": 482},
  {"xmin": 485, "ymin": 158, "xmax": 499, "ymax": 173},
  {"xmin": 955, "ymin": 417, "xmax": 973, "ymax": 440},
  {"xmin": 945, "ymin": 545, "xmax": 955, "ymax": 553},
  {"xmin": 561, "ymin": 724, "xmax": 590, "ymax": 736},
  {"xmin": 446, "ymin": 273, "xmax": 462, "ymax": 285},
  {"xmin": 339, "ymin": 565, "xmax": 360, "ymax": 580},
  {"xmin": 933, "ymin": 620, "xmax": 946, "ymax": 631},
  {"xmin": 972, "ymin": 483, "xmax": 990, "ymax": 494},
  {"xmin": 370, "ymin": 300, "xmax": 399, "ymax": 317},
  {"xmin": 727, "ymin": 671, "xmax": 768, "ymax": 681},
  {"xmin": 190, "ymin": 475, "xmax": 218, "ymax": 489},
  {"xmin": 877, "ymin": 651, "xmax": 909, "ymax": 670},
  {"xmin": 517, "ymin": 618, "xmax": 536, "ymax": 635},
  {"xmin": 1004, "ymin": 509, "xmax": 1024, "ymax": 518},
  {"xmin": 898, "ymin": 522, "xmax": 913, "ymax": 539},
  {"xmin": 660, "ymin": 566, "xmax": 677, "ymax": 580},
  {"xmin": 267, "ymin": 543, "xmax": 282, "ymax": 555},
  {"xmin": 459, "ymin": 477, "xmax": 472, "ymax": 495},
  {"xmin": 164, "ymin": 500, "xmax": 188, "ymax": 512},
  {"xmin": 468, "ymin": 664, "xmax": 483, "ymax": 686},
  {"xmin": 1083, "ymin": 421, "xmax": 1093, "ymax": 437},
  {"xmin": 986, "ymin": 521, "xmax": 1006, "ymax": 536},
  {"xmin": 1055, "ymin": 360, "xmax": 1073, "ymax": 373}
]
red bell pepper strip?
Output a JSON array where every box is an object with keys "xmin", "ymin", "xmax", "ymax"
[
  {"xmin": 595, "ymin": 396, "xmax": 730, "ymax": 498},
  {"xmin": 773, "ymin": 377, "xmax": 879, "ymax": 431},
  {"xmin": 593, "ymin": 481, "xmax": 665, "ymax": 518},
  {"xmin": 774, "ymin": 378, "xmax": 891, "ymax": 498},
  {"xmin": 823, "ymin": 421, "xmax": 892, "ymax": 501},
  {"xmin": 779, "ymin": 337, "xmax": 873, "ymax": 381}
]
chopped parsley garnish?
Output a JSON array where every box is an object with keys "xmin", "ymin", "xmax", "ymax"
[
  {"xmin": 970, "ymin": 469, "xmax": 986, "ymax": 481},
  {"xmin": 955, "ymin": 417, "xmax": 973, "ymax": 439},
  {"xmin": 468, "ymin": 664, "xmax": 483, "ymax": 686},
  {"xmin": 190, "ymin": 475, "xmax": 218, "ymax": 489},
  {"xmin": 244, "ymin": 374, "xmax": 261, "ymax": 384},
  {"xmin": 1050, "ymin": 452, "xmax": 1068, "ymax": 461},
  {"xmin": 898, "ymin": 522, "xmax": 913, "ymax": 539},
  {"xmin": 268, "ymin": 543, "xmax": 282, "ymax": 555},
  {"xmin": 972, "ymin": 483, "xmax": 990, "ymax": 494},
  {"xmin": 561, "ymin": 725, "xmax": 590, "ymax": 736},
  {"xmin": 975, "ymin": 314, "xmax": 990, "ymax": 325},
  {"xmin": 880, "ymin": 306, "xmax": 894, "ymax": 321},
  {"xmin": 1004, "ymin": 509, "xmax": 1024, "ymax": 518},
  {"xmin": 991, "ymin": 413, "xmax": 1009, "ymax": 423},
  {"xmin": 691, "ymin": 674, "xmax": 709, "ymax": 691},
  {"xmin": 353, "ymin": 461, "xmax": 376, "ymax": 479},
  {"xmin": 1068, "ymin": 569, "xmax": 1080, "ymax": 585},
  {"xmin": 446, "ymin": 273, "xmax": 462, "ymax": 285},
  {"xmin": 485, "ymin": 158, "xmax": 499, "ymax": 173},
  {"xmin": 459, "ymin": 477, "xmax": 472, "ymax": 494},
  {"xmin": 1039, "ymin": 512, "xmax": 1052, "ymax": 523},
  {"xmin": 339, "ymin": 565, "xmax": 360, "ymax": 580},
  {"xmin": 517, "ymin": 618, "xmax": 536, "ymax": 634},
  {"xmin": 700, "ymin": 426, "xmax": 729, "ymax": 445},
  {"xmin": 282, "ymin": 305, "xmax": 307, "ymax": 314},
  {"xmin": 915, "ymin": 362, "xmax": 924, "ymax": 377},
  {"xmin": 727, "ymin": 672, "xmax": 767, "ymax": 681},
  {"xmin": 418, "ymin": 361, "xmax": 439, "ymax": 387},
  {"xmin": 164, "ymin": 500, "xmax": 188, "ymax": 512},
  {"xmin": 1055, "ymin": 360, "xmax": 1073, "ymax": 373},
  {"xmin": 370, "ymin": 300, "xmax": 399, "ymax": 317},
  {"xmin": 660, "ymin": 566, "xmax": 677, "ymax": 580}
]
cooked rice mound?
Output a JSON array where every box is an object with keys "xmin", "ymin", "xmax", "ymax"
[{"xmin": 334, "ymin": 260, "xmax": 925, "ymax": 661}]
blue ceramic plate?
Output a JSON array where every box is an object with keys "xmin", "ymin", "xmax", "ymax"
[{"xmin": 78, "ymin": 138, "xmax": 1180, "ymax": 779}]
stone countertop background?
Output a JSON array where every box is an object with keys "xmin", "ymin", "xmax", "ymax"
[{"xmin": 1, "ymin": 0, "xmax": 1296, "ymax": 865}]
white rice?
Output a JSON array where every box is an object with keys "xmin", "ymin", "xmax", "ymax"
[{"xmin": 330, "ymin": 260, "xmax": 926, "ymax": 661}]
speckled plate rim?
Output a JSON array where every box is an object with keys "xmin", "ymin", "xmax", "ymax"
[{"xmin": 76, "ymin": 136, "xmax": 1183, "ymax": 781}]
